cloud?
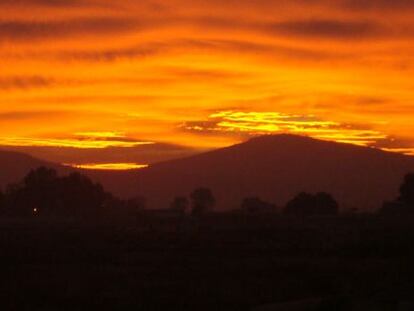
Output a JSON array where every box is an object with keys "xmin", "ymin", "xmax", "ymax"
[
  {"xmin": 11, "ymin": 38, "xmax": 353, "ymax": 65},
  {"xmin": 0, "ymin": 132, "xmax": 154, "ymax": 149},
  {"xmin": 183, "ymin": 110, "xmax": 388, "ymax": 146},
  {"xmin": 265, "ymin": 19, "xmax": 387, "ymax": 39},
  {"xmin": 0, "ymin": 0, "xmax": 92, "ymax": 7},
  {"xmin": 344, "ymin": 0, "xmax": 414, "ymax": 11},
  {"xmin": 0, "ymin": 76, "xmax": 55, "ymax": 89},
  {"xmin": 0, "ymin": 17, "xmax": 137, "ymax": 42},
  {"xmin": 159, "ymin": 67, "xmax": 252, "ymax": 81},
  {"xmin": 56, "ymin": 46, "xmax": 160, "ymax": 62},
  {"xmin": 0, "ymin": 110, "xmax": 66, "ymax": 120}
]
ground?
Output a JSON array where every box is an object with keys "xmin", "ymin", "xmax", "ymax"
[{"xmin": 0, "ymin": 214, "xmax": 413, "ymax": 310}]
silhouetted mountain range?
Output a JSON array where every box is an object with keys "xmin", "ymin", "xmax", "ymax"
[
  {"xmin": 2, "ymin": 135, "xmax": 414, "ymax": 211},
  {"xmin": 134, "ymin": 135, "xmax": 414, "ymax": 210}
]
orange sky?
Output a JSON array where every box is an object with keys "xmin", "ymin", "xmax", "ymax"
[{"xmin": 1, "ymin": 0, "xmax": 414, "ymax": 167}]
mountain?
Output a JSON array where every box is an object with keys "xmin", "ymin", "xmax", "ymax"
[
  {"xmin": 0, "ymin": 149, "xmax": 63, "ymax": 190},
  {"xmin": 3, "ymin": 135, "xmax": 414, "ymax": 211},
  {"xmin": 134, "ymin": 135, "xmax": 414, "ymax": 211}
]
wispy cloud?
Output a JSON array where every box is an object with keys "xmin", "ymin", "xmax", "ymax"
[
  {"xmin": 183, "ymin": 110, "xmax": 388, "ymax": 146},
  {"xmin": 343, "ymin": 0, "xmax": 414, "ymax": 11},
  {"xmin": 0, "ymin": 76, "xmax": 55, "ymax": 90},
  {"xmin": 0, "ymin": 0, "xmax": 94, "ymax": 7},
  {"xmin": 265, "ymin": 19, "xmax": 387, "ymax": 39},
  {"xmin": 0, "ymin": 17, "xmax": 137, "ymax": 42},
  {"xmin": 0, "ymin": 132, "xmax": 154, "ymax": 149}
]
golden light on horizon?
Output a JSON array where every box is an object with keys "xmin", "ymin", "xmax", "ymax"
[{"xmin": 66, "ymin": 163, "xmax": 149, "ymax": 170}]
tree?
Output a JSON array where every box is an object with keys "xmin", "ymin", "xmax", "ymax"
[
  {"xmin": 170, "ymin": 196, "xmax": 189, "ymax": 215},
  {"xmin": 284, "ymin": 192, "xmax": 338, "ymax": 216},
  {"xmin": 0, "ymin": 189, "xmax": 4, "ymax": 216},
  {"xmin": 380, "ymin": 173, "xmax": 414, "ymax": 215},
  {"xmin": 190, "ymin": 188, "xmax": 215, "ymax": 216},
  {"xmin": 380, "ymin": 200, "xmax": 407, "ymax": 215},
  {"xmin": 284, "ymin": 192, "xmax": 315, "ymax": 216},
  {"xmin": 125, "ymin": 196, "xmax": 146, "ymax": 210},
  {"xmin": 21, "ymin": 167, "xmax": 60, "ymax": 215},
  {"xmin": 241, "ymin": 197, "xmax": 275, "ymax": 213},
  {"xmin": 58, "ymin": 172, "xmax": 110, "ymax": 218},
  {"xmin": 3, "ymin": 168, "xmax": 113, "ymax": 219},
  {"xmin": 399, "ymin": 173, "xmax": 414, "ymax": 207},
  {"xmin": 24, "ymin": 167, "xmax": 57, "ymax": 188},
  {"xmin": 314, "ymin": 192, "xmax": 338, "ymax": 215}
]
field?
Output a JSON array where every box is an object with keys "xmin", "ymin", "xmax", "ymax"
[{"xmin": 1, "ymin": 214, "xmax": 414, "ymax": 310}]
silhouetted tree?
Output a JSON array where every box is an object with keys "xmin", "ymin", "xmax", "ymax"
[
  {"xmin": 125, "ymin": 196, "xmax": 146, "ymax": 211},
  {"xmin": 170, "ymin": 196, "xmax": 189, "ymax": 215},
  {"xmin": 24, "ymin": 166, "xmax": 57, "ymax": 188},
  {"xmin": 241, "ymin": 197, "xmax": 276, "ymax": 213},
  {"xmin": 399, "ymin": 173, "xmax": 414, "ymax": 207},
  {"xmin": 3, "ymin": 167, "xmax": 114, "ymax": 219},
  {"xmin": 190, "ymin": 188, "xmax": 215, "ymax": 216},
  {"xmin": 314, "ymin": 192, "xmax": 339, "ymax": 215},
  {"xmin": 380, "ymin": 173, "xmax": 414, "ymax": 215},
  {"xmin": 380, "ymin": 200, "xmax": 407, "ymax": 215},
  {"xmin": 18, "ymin": 167, "xmax": 60, "ymax": 216},
  {"xmin": 120, "ymin": 196, "xmax": 146, "ymax": 219},
  {"xmin": 0, "ymin": 189, "xmax": 4, "ymax": 215},
  {"xmin": 284, "ymin": 192, "xmax": 315, "ymax": 216},
  {"xmin": 284, "ymin": 192, "xmax": 338, "ymax": 216},
  {"xmin": 58, "ymin": 172, "xmax": 110, "ymax": 218}
]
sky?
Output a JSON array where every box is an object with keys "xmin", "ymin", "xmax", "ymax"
[{"xmin": 1, "ymin": 0, "xmax": 414, "ymax": 168}]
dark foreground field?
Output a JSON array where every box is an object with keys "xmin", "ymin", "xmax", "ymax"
[{"xmin": 1, "ymin": 214, "xmax": 414, "ymax": 311}]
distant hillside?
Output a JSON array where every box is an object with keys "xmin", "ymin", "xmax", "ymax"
[
  {"xmin": 0, "ymin": 149, "xmax": 63, "ymax": 189},
  {"xmin": 0, "ymin": 149, "xmax": 133, "ymax": 196},
  {"xmin": 3, "ymin": 135, "xmax": 414, "ymax": 211},
  {"xmin": 134, "ymin": 135, "xmax": 414, "ymax": 210}
]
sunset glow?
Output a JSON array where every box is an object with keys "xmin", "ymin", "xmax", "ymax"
[
  {"xmin": 2, "ymin": 0, "xmax": 414, "ymax": 163},
  {"xmin": 67, "ymin": 163, "xmax": 149, "ymax": 170},
  {"xmin": 185, "ymin": 110, "xmax": 389, "ymax": 147}
]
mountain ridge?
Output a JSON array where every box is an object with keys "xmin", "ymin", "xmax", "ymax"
[
  {"xmin": 134, "ymin": 134, "xmax": 414, "ymax": 210},
  {"xmin": 1, "ymin": 135, "xmax": 414, "ymax": 211}
]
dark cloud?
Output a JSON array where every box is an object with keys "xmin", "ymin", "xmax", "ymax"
[
  {"xmin": 57, "ymin": 46, "xmax": 159, "ymax": 62},
  {"xmin": 0, "ymin": 17, "xmax": 137, "ymax": 42},
  {"xmin": 0, "ymin": 0, "xmax": 90, "ymax": 7},
  {"xmin": 12, "ymin": 38, "xmax": 352, "ymax": 64},
  {"xmin": 344, "ymin": 0, "xmax": 414, "ymax": 11},
  {"xmin": 0, "ymin": 110, "xmax": 66, "ymax": 120},
  {"xmin": 266, "ymin": 19, "xmax": 387, "ymax": 39},
  {"xmin": 182, "ymin": 16, "xmax": 392, "ymax": 41},
  {"xmin": 0, "ymin": 76, "xmax": 55, "ymax": 89},
  {"xmin": 369, "ymin": 136, "xmax": 414, "ymax": 155},
  {"xmin": 207, "ymin": 0, "xmax": 414, "ymax": 12},
  {"xmin": 0, "ymin": 76, "xmax": 95, "ymax": 90},
  {"xmin": 161, "ymin": 67, "xmax": 251, "ymax": 80},
  {"xmin": 0, "ymin": 12, "xmax": 400, "ymax": 46}
]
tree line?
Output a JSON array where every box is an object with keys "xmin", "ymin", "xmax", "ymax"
[{"xmin": 0, "ymin": 167, "xmax": 414, "ymax": 219}]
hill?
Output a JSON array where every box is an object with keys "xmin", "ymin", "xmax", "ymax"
[
  {"xmin": 0, "ymin": 149, "xmax": 64, "ymax": 190},
  {"xmin": 3, "ymin": 135, "xmax": 414, "ymax": 211},
  {"xmin": 0, "ymin": 149, "xmax": 139, "ymax": 199},
  {"xmin": 134, "ymin": 135, "xmax": 414, "ymax": 210}
]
